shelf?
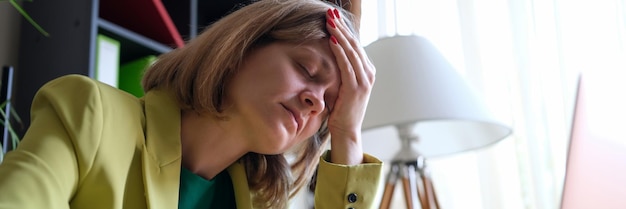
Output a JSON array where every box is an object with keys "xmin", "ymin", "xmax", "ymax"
[
  {"xmin": 97, "ymin": 18, "xmax": 172, "ymax": 63},
  {"xmin": 99, "ymin": 0, "xmax": 184, "ymax": 48},
  {"xmin": 16, "ymin": 0, "xmax": 257, "ymax": 138}
]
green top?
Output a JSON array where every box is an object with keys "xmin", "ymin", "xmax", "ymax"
[{"xmin": 179, "ymin": 167, "xmax": 236, "ymax": 209}]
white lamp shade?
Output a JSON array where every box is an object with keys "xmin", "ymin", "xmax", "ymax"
[{"xmin": 363, "ymin": 35, "xmax": 512, "ymax": 157}]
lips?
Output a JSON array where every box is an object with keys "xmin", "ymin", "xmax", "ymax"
[{"xmin": 282, "ymin": 104, "xmax": 302, "ymax": 133}]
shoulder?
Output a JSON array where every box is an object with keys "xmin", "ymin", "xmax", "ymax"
[
  {"xmin": 25, "ymin": 75, "xmax": 146, "ymax": 190},
  {"xmin": 34, "ymin": 74, "xmax": 140, "ymax": 111},
  {"xmin": 35, "ymin": 74, "xmax": 128, "ymax": 102},
  {"xmin": 32, "ymin": 74, "xmax": 104, "ymax": 116},
  {"xmin": 32, "ymin": 74, "xmax": 144, "ymax": 132},
  {"xmin": 30, "ymin": 74, "xmax": 145, "ymax": 152}
]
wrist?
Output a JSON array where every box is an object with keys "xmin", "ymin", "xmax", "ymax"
[{"xmin": 329, "ymin": 133, "xmax": 363, "ymax": 165}]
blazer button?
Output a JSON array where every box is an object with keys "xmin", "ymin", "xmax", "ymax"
[{"xmin": 347, "ymin": 193, "xmax": 358, "ymax": 203}]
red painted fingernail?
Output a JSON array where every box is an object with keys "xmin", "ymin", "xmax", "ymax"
[
  {"xmin": 327, "ymin": 18, "xmax": 336, "ymax": 28},
  {"xmin": 330, "ymin": 36, "xmax": 338, "ymax": 44},
  {"xmin": 327, "ymin": 8, "xmax": 335, "ymax": 19},
  {"xmin": 333, "ymin": 9, "xmax": 340, "ymax": 19}
]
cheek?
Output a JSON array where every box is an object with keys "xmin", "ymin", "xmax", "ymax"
[
  {"xmin": 325, "ymin": 86, "xmax": 340, "ymax": 111},
  {"xmin": 302, "ymin": 116, "xmax": 327, "ymax": 140}
]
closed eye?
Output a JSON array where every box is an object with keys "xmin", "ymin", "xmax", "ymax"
[{"xmin": 298, "ymin": 63, "xmax": 314, "ymax": 79}]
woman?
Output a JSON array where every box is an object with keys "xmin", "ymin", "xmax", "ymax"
[{"xmin": 0, "ymin": 0, "xmax": 381, "ymax": 208}]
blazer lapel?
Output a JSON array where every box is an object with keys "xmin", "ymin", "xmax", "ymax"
[
  {"xmin": 139, "ymin": 90, "xmax": 254, "ymax": 209},
  {"xmin": 141, "ymin": 90, "xmax": 183, "ymax": 209},
  {"xmin": 228, "ymin": 163, "xmax": 253, "ymax": 209}
]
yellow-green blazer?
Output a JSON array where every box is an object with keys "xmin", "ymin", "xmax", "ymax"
[{"xmin": 0, "ymin": 75, "xmax": 382, "ymax": 209}]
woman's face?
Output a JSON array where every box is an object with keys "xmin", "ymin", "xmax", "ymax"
[{"xmin": 224, "ymin": 39, "xmax": 339, "ymax": 155}]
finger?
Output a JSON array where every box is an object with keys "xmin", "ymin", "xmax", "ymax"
[
  {"xmin": 327, "ymin": 11, "xmax": 363, "ymax": 86},
  {"xmin": 326, "ymin": 8, "xmax": 357, "ymax": 88},
  {"xmin": 333, "ymin": 9, "xmax": 376, "ymax": 83},
  {"xmin": 328, "ymin": 9, "xmax": 372, "ymax": 85}
]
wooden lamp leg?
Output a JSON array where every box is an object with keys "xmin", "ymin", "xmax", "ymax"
[
  {"xmin": 379, "ymin": 163, "xmax": 399, "ymax": 209},
  {"xmin": 422, "ymin": 166, "xmax": 441, "ymax": 209},
  {"xmin": 403, "ymin": 163, "xmax": 421, "ymax": 209}
]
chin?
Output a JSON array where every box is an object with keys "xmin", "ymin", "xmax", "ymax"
[
  {"xmin": 251, "ymin": 134, "xmax": 289, "ymax": 155},
  {"xmin": 261, "ymin": 142, "xmax": 292, "ymax": 155},
  {"xmin": 253, "ymin": 122, "xmax": 298, "ymax": 154}
]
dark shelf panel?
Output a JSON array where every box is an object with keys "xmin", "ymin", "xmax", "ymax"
[
  {"xmin": 99, "ymin": 0, "xmax": 184, "ymax": 48},
  {"xmin": 196, "ymin": 0, "xmax": 252, "ymax": 32},
  {"xmin": 161, "ymin": 0, "xmax": 253, "ymax": 39},
  {"xmin": 162, "ymin": 0, "xmax": 192, "ymax": 40},
  {"xmin": 97, "ymin": 18, "xmax": 173, "ymax": 64}
]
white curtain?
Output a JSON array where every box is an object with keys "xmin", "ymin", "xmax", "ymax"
[{"xmin": 360, "ymin": 0, "xmax": 626, "ymax": 208}]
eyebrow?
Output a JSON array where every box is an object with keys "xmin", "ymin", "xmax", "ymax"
[{"xmin": 301, "ymin": 46, "xmax": 335, "ymax": 74}]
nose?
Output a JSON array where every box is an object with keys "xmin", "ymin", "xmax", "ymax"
[{"xmin": 300, "ymin": 90, "xmax": 325, "ymax": 115}]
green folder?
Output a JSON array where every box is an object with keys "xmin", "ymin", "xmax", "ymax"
[{"xmin": 118, "ymin": 55, "xmax": 157, "ymax": 98}]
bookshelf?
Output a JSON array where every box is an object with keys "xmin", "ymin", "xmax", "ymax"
[{"xmin": 15, "ymin": 0, "xmax": 250, "ymax": 137}]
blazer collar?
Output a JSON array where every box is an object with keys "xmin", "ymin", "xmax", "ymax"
[
  {"xmin": 141, "ymin": 89, "xmax": 182, "ymax": 209},
  {"xmin": 228, "ymin": 162, "xmax": 253, "ymax": 208},
  {"xmin": 139, "ymin": 90, "xmax": 253, "ymax": 209}
]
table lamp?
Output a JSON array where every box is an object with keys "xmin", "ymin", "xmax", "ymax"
[{"xmin": 363, "ymin": 35, "xmax": 512, "ymax": 209}]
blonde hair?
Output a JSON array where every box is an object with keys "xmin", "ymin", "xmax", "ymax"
[{"xmin": 142, "ymin": 0, "xmax": 357, "ymax": 208}]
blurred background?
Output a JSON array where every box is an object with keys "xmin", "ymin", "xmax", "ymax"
[
  {"xmin": 350, "ymin": 0, "xmax": 626, "ymax": 208},
  {"xmin": 2, "ymin": 0, "xmax": 625, "ymax": 208}
]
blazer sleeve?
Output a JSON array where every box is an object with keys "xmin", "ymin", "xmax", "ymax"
[
  {"xmin": 0, "ymin": 75, "xmax": 104, "ymax": 209},
  {"xmin": 314, "ymin": 151, "xmax": 383, "ymax": 209}
]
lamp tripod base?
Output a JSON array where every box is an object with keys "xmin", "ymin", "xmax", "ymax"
[{"xmin": 379, "ymin": 160, "xmax": 440, "ymax": 209}]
